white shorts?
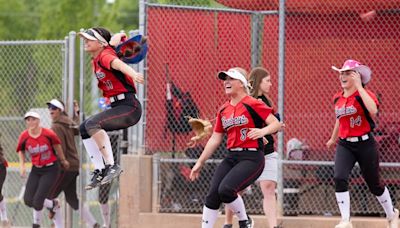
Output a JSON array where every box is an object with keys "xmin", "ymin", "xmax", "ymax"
[{"xmin": 257, "ymin": 152, "xmax": 278, "ymax": 182}]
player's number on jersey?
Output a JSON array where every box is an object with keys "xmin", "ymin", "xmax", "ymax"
[
  {"xmin": 240, "ymin": 128, "xmax": 248, "ymax": 141},
  {"xmin": 104, "ymin": 80, "xmax": 113, "ymax": 90},
  {"xmin": 350, "ymin": 116, "xmax": 362, "ymax": 128}
]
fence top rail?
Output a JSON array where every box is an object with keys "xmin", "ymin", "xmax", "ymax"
[
  {"xmin": 146, "ymin": 3, "xmax": 278, "ymax": 15},
  {"xmin": 0, "ymin": 40, "xmax": 66, "ymax": 46},
  {"xmin": 159, "ymin": 158, "xmax": 400, "ymax": 167}
]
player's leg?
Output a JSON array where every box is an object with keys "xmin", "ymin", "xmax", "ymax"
[
  {"xmin": 258, "ymin": 152, "xmax": 279, "ymax": 228},
  {"xmin": 356, "ymin": 139, "xmax": 398, "ymax": 227},
  {"xmin": 334, "ymin": 142, "xmax": 356, "ymax": 228},
  {"xmin": 202, "ymin": 158, "xmax": 234, "ymax": 228}
]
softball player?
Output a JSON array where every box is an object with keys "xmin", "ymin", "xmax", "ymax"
[
  {"xmin": 326, "ymin": 60, "xmax": 398, "ymax": 228},
  {"xmin": 16, "ymin": 111, "xmax": 69, "ymax": 228},
  {"xmin": 190, "ymin": 68, "xmax": 282, "ymax": 228},
  {"xmin": 0, "ymin": 141, "xmax": 10, "ymax": 226},
  {"xmin": 78, "ymin": 27, "xmax": 143, "ymax": 190},
  {"xmin": 46, "ymin": 99, "xmax": 100, "ymax": 228},
  {"xmin": 224, "ymin": 67, "xmax": 282, "ymax": 228}
]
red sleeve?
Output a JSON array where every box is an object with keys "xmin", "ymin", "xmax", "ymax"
[
  {"xmin": 366, "ymin": 89, "xmax": 379, "ymax": 107},
  {"xmin": 214, "ymin": 111, "xmax": 224, "ymax": 133},
  {"xmin": 44, "ymin": 128, "xmax": 62, "ymax": 145},
  {"xmin": 99, "ymin": 48, "xmax": 118, "ymax": 70},
  {"xmin": 252, "ymin": 99, "xmax": 272, "ymax": 121},
  {"xmin": 332, "ymin": 91, "xmax": 342, "ymax": 104},
  {"xmin": 214, "ymin": 103, "xmax": 228, "ymax": 133},
  {"xmin": 16, "ymin": 131, "xmax": 27, "ymax": 152}
]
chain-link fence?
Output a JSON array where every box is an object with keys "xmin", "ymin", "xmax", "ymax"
[
  {"xmin": 0, "ymin": 40, "xmax": 67, "ymax": 226},
  {"xmin": 144, "ymin": 0, "xmax": 400, "ymax": 217},
  {"xmin": 0, "ymin": 36, "xmax": 123, "ymax": 227}
]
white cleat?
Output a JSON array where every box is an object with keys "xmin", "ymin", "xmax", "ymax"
[
  {"xmin": 335, "ymin": 220, "xmax": 353, "ymax": 228},
  {"xmin": 388, "ymin": 208, "xmax": 399, "ymax": 228}
]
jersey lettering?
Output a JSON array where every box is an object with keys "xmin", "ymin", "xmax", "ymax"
[{"xmin": 221, "ymin": 114, "xmax": 249, "ymax": 130}]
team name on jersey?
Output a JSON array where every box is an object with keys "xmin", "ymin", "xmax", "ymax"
[
  {"xmin": 221, "ymin": 114, "xmax": 248, "ymax": 129},
  {"xmin": 335, "ymin": 105, "xmax": 357, "ymax": 119},
  {"xmin": 95, "ymin": 71, "xmax": 106, "ymax": 80},
  {"xmin": 27, "ymin": 144, "xmax": 49, "ymax": 155}
]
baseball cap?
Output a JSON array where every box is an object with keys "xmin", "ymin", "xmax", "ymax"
[
  {"xmin": 24, "ymin": 111, "xmax": 41, "ymax": 120},
  {"xmin": 218, "ymin": 68, "xmax": 248, "ymax": 87},
  {"xmin": 331, "ymin": 59, "xmax": 372, "ymax": 84},
  {"xmin": 46, "ymin": 99, "xmax": 64, "ymax": 112}
]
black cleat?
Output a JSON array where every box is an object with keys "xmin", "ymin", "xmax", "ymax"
[
  {"xmin": 239, "ymin": 215, "xmax": 254, "ymax": 228},
  {"xmin": 101, "ymin": 164, "xmax": 123, "ymax": 185},
  {"xmin": 85, "ymin": 169, "xmax": 104, "ymax": 190}
]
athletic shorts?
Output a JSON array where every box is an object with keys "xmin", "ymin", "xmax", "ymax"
[{"xmin": 257, "ymin": 152, "xmax": 278, "ymax": 182}]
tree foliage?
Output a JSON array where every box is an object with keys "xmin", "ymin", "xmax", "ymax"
[{"xmin": 0, "ymin": 0, "xmax": 140, "ymax": 40}]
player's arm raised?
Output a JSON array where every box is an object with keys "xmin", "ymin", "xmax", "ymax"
[{"xmin": 190, "ymin": 132, "xmax": 224, "ymax": 181}]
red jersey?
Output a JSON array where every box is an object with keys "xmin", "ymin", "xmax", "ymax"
[
  {"xmin": 333, "ymin": 89, "xmax": 379, "ymax": 138},
  {"xmin": 93, "ymin": 46, "xmax": 136, "ymax": 97},
  {"xmin": 214, "ymin": 96, "xmax": 272, "ymax": 149},
  {"xmin": 16, "ymin": 128, "xmax": 61, "ymax": 166}
]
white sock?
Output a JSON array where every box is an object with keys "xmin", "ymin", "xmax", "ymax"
[
  {"xmin": 100, "ymin": 133, "xmax": 114, "ymax": 166},
  {"xmin": 335, "ymin": 191, "xmax": 350, "ymax": 221},
  {"xmin": 52, "ymin": 206, "xmax": 63, "ymax": 228},
  {"xmin": 201, "ymin": 206, "xmax": 218, "ymax": 228},
  {"xmin": 33, "ymin": 209, "xmax": 43, "ymax": 225},
  {"xmin": 376, "ymin": 187, "xmax": 395, "ymax": 220},
  {"xmin": 0, "ymin": 198, "xmax": 8, "ymax": 221},
  {"xmin": 81, "ymin": 204, "xmax": 96, "ymax": 226},
  {"xmin": 83, "ymin": 138, "xmax": 105, "ymax": 170},
  {"xmin": 225, "ymin": 195, "xmax": 248, "ymax": 221},
  {"xmin": 100, "ymin": 203, "xmax": 110, "ymax": 227},
  {"xmin": 43, "ymin": 198, "xmax": 53, "ymax": 208}
]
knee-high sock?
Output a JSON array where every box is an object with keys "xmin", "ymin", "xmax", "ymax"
[
  {"xmin": 81, "ymin": 204, "xmax": 96, "ymax": 226},
  {"xmin": 335, "ymin": 191, "xmax": 350, "ymax": 222},
  {"xmin": 83, "ymin": 138, "xmax": 105, "ymax": 170},
  {"xmin": 225, "ymin": 195, "xmax": 248, "ymax": 221},
  {"xmin": 52, "ymin": 206, "xmax": 63, "ymax": 228},
  {"xmin": 92, "ymin": 130, "xmax": 114, "ymax": 166},
  {"xmin": 100, "ymin": 203, "xmax": 110, "ymax": 227},
  {"xmin": 43, "ymin": 198, "xmax": 53, "ymax": 208},
  {"xmin": 376, "ymin": 187, "xmax": 395, "ymax": 220},
  {"xmin": 33, "ymin": 209, "xmax": 43, "ymax": 225},
  {"xmin": 201, "ymin": 206, "xmax": 218, "ymax": 228},
  {"xmin": 0, "ymin": 198, "xmax": 8, "ymax": 221}
]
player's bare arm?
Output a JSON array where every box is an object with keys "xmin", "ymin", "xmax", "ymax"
[{"xmin": 190, "ymin": 132, "xmax": 223, "ymax": 181}]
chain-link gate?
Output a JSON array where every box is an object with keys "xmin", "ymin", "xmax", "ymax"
[{"xmin": 144, "ymin": 0, "xmax": 400, "ymax": 217}]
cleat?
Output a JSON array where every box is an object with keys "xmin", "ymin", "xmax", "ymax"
[
  {"xmin": 238, "ymin": 215, "xmax": 254, "ymax": 228},
  {"xmin": 101, "ymin": 164, "xmax": 123, "ymax": 185},
  {"xmin": 85, "ymin": 169, "xmax": 104, "ymax": 190},
  {"xmin": 335, "ymin": 220, "xmax": 353, "ymax": 228},
  {"xmin": 388, "ymin": 208, "xmax": 399, "ymax": 228}
]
